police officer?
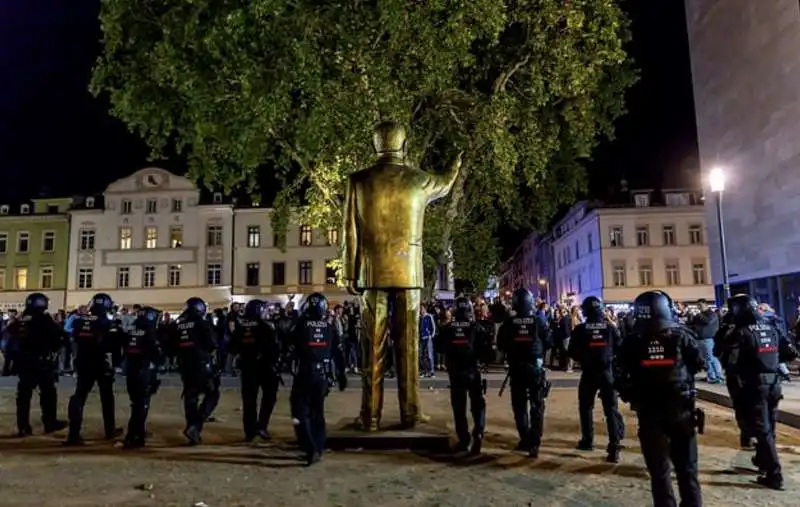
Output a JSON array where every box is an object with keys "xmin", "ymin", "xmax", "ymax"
[
  {"xmin": 12, "ymin": 292, "xmax": 67, "ymax": 436},
  {"xmin": 615, "ymin": 290, "xmax": 704, "ymax": 507},
  {"xmin": 230, "ymin": 299, "xmax": 282, "ymax": 442},
  {"xmin": 289, "ymin": 293, "xmax": 346, "ymax": 466},
  {"xmin": 568, "ymin": 296, "xmax": 624, "ymax": 463},
  {"xmin": 122, "ymin": 306, "xmax": 161, "ymax": 449},
  {"xmin": 436, "ymin": 296, "xmax": 490, "ymax": 455},
  {"xmin": 712, "ymin": 311, "xmax": 753, "ymax": 448},
  {"xmin": 169, "ymin": 297, "xmax": 219, "ymax": 445},
  {"xmin": 497, "ymin": 287, "xmax": 552, "ymax": 458},
  {"xmin": 65, "ymin": 293, "xmax": 123, "ymax": 445},
  {"xmin": 724, "ymin": 294, "xmax": 797, "ymax": 490}
]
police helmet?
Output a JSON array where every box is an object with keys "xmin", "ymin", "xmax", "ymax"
[
  {"xmin": 580, "ymin": 296, "xmax": 604, "ymax": 322},
  {"xmin": 454, "ymin": 296, "xmax": 474, "ymax": 321},
  {"xmin": 633, "ymin": 290, "xmax": 676, "ymax": 331},
  {"xmin": 726, "ymin": 293, "xmax": 758, "ymax": 326},
  {"xmin": 303, "ymin": 292, "xmax": 328, "ymax": 319},
  {"xmin": 244, "ymin": 299, "xmax": 266, "ymax": 320},
  {"xmin": 138, "ymin": 306, "xmax": 160, "ymax": 323},
  {"xmin": 511, "ymin": 288, "xmax": 535, "ymax": 317},
  {"xmin": 25, "ymin": 292, "xmax": 49, "ymax": 312},
  {"xmin": 184, "ymin": 297, "xmax": 207, "ymax": 316},
  {"xmin": 90, "ymin": 293, "xmax": 114, "ymax": 312}
]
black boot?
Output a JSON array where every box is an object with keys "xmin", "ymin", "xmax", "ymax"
[
  {"xmin": 576, "ymin": 439, "xmax": 594, "ymax": 451},
  {"xmin": 43, "ymin": 420, "xmax": 68, "ymax": 434},
  {"xmin": 756, "ymin": 473, "xmax": 784, "ymax": 490},
  {"xmin": 469, "ymin": 435, "xmax": 483, "ymax": 456}
]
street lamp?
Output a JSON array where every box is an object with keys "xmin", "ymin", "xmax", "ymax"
[
  {"xmin": 538, "ymin": 278, "xmax": 550, "ymax": 304},
  {"xmin": 709, "ymin": 167, "xmax": 731, "ymax": 301}
]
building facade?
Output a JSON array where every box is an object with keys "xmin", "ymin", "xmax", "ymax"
[
  {"xmin": 551, "ymin": 190, "xmax": 715, "ymax": 308},
  {"xmin": 0, "ymin": 197, "xmax": 73, "ymax": 310},
  {"xmin": 686, "ymin": 0, "xmax": 800, "ymax": 317},
  {"xmin": 499, "ymin": 233, "xmax": 553, "ymax": 302},
  {"xmin": 66, "ymin": 168, "xmax": 234, "ymax": 310}
]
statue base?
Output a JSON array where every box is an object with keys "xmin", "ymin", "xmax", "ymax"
[{"xmin": 326, "ymin": 419, "xmax": 450, "ymax": 452}]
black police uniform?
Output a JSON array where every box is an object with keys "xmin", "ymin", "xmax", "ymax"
[
  {"xmin": 724, "ymin": 294, "xmax": 798, "ymax": 490},
  {"xmin": 12, "ymin": 293, "xmax": 67, "ymax": 436},
  {"xmin": 568, "ymin": 297, "xmax": 624, "ymax": 461},
  {"xmin": 289, "ymin": 293, "xmax": 346, "ymax": 465},
  {"xmin": 66, "ymin": 295, "xmax": 123, "ymax": 444},
  {"xmin": 230, "ymin": 300, "xmax": 282, "ymax": 442},
  {"xmin": 497, "ymin": 288, "xmax": 552, "ymax": 457},
  {"xmin": 122, "ymin": 308, "xmax": 161, "ymax": 448},
  {"xmin": 616, "ymin": 291, "xmax": 704, "ymax": 507},
  {"xmin": 169, "ymin": 298, "xmax": 220, "ymax": 445},
  {"xmin": 436, "ymin": 298, "xmax": 490, "ymax": 454},
  {"xmin": 713, "ymin": 313, "xmax": 753, "ymax": 448}
]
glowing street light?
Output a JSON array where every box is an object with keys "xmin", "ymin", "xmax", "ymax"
[
  {"xmin": 538, "ymin": 278, "xmax": 550, "ymax": 303},
  {"xmin": 709, "ymin": 167, "xmax": 726, "ymax": 192},
  {"xmin": 708, "ymin": 167, "xmax": 730, "ymax": 300}
]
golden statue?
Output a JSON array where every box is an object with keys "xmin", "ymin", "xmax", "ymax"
[{"xmin": 342, "ymin": 120, "xmax": 461, "ymax": 431}]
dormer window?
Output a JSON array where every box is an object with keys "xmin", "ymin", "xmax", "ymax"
[
  {"xmin": 0, "ymin": 205, "xmax": 8, "ymax": 215},
  {"xmin": 213, "ymin": 192, "xmax": 223, "ymax": 204},
  {"xmin": 86, "ymin": 197, "xmax": 95, "ymax": 208},
  {"xmin": 20, "ymin": 204, "xmax": 30, "ymax": 214},
  {"xmin": 665, "ymin": 192, "xmax": 689, "ymax": 207},
  {"xmin": 634, "ymin": 193, "xmax": 650, "ymax": 207}
]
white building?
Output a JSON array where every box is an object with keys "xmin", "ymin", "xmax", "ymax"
[
  {"xmin": 232, "ymin": 207, "xmax": 455, "ymax": 306},
  {"xmin": 551, "ymin": 190, "xmax": 715, "ymax": 308},
  {"xmin": 66, "ymin": 168, "xmax": 234, "ymax": 311}
]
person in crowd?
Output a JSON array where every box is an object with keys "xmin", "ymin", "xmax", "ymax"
[
  {"xmin": 419, "ymin": 304, "xmax": 436, "ymax": 378},
  {"xmin": 690, "ymin": 299, "xmax": 722, "ymax": 384}
]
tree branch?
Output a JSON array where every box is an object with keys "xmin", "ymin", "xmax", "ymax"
[{"xmin": 491, "ymin": 54, "xmax": 531, "ymax": 95}]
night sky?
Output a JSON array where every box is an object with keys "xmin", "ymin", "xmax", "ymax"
[{"xmin": 0, "ymin": 1, "xmax": 698, "ymax": 202}]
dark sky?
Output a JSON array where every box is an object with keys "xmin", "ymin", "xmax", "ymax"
[{"xmin": 0, "ymin": 1, "xmax": 698, "ymax": 202}]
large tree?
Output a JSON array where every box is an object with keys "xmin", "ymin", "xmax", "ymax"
[{"xmin": 92, "ymin": 0, "xmax": 636, "ymax": 293}]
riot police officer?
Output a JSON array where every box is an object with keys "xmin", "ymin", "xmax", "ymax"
[
  {"xmin": 497, "ymin": 288, "xmax": 552, "ymax": 458},
  {"xmin": 229, "ymin": 299, "xmax": 282, "ymax": 442},
  {"xmin": 724, "ymin": 294, "xmax": 797, "ymax": 490},
  {"xmin": 65, "ymin": 293, "xmax": 123, "ymax": 445},
  {"xmin": 12, "ymin": 292, "xmax": 67, "ymax": 436},
  {"xmin": 713, "ymin": 311, "xmax": 753, "ymax": 448},
  {"xmin": 122, "ymin": 306, "xmax": 161, "ymax": 449},
  {"xmin": 289, "ymin": 293, "xmax": 346, "ymax": 466},
  {"xmin": 568, "ymin": 296, "xmax": 624, "ymax": 463},
  {"xmin": 436, "ymin": 296, "xmax": 490, "ymax": 455},
  {"xmin": 615, "ymin": 290, "xmax": 704, "ymax": 507},
  {"xmin": 169, "ymin": 297, "xmax": 219, "ymax": 445}
]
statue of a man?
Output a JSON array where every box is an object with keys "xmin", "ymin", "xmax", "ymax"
[{"xmin": 342, "ymin": 120, "xmax": 461, "ymax": 431}]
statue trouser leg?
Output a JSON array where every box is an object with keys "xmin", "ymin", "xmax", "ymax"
[
  {"xmin": 359, "ymin": 290, "xmax": 390, "ymax": 431},
  {"xmin": 392, "ymin": 289, "xmax": 424, "ymax": 426}
]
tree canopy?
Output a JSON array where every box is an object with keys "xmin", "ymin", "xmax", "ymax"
[{"xmin": 93, "ymin": 0, "xmax": 636, "ymax": 292}]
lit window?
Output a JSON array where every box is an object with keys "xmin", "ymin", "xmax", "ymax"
[
  {"xmin": 327, "ymin": 228, "xmax": 339, "ymax": 246},
  {"xmin": 247, "ymin": 225, "xmax": 261, "ymax": 248},
  {"xmin": 145, "ymin": 226, "xmax": 158, "ymax": 249},
  {"xmin": 170, "ymin": 226, "xmax": 183, "ymax": 248},
  {"xmin": 14, "ymin": 267, "xmax": 27, "ymax": 290},
  {"xmin": 299, "ymin": 225, "xmax": 313, "ymax": 246},
  {"xmin": 119, "ymin": 227, "xmax": 132, "ymax": 250}
]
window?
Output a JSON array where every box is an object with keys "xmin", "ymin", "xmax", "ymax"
[
  {"xmin": 574, "ymin": 241, "xmax": 579, "ymax": 260},
  {"xmin": 635, "ymin": 226, "xmax": 649, "ymax": 246},
  {"xmin": 0, "ymin": 205, "xmax": 8, "ymax": 215},
  {"xmin": 272, "ymin": 262, "xmax": 286, "ymax": 286},
  {"xmin": 171, "ymin": 198, "xmax": 182, "ymax": 213},
  {"xmin": 42, "ymin": 231, "xmax": 55, "ymax": 252},
  {"xmin": 638, "ymin": 261, "xmax": 653, "ymax": 286},
  {"xmin": 145, "ymin": 226, "xmax": 158, "ymax": 249},
  {"xmin": 213, "ymin": 192, "xmax": 223, "ymax": 204},
  {"xmin": 79, "ymin": 229, "xmax": 95, "ymax": 251},
  {"xmin": 78, "ymin": 268, "xmax": 93, "ymax": 289},
  {"xmin": 121, "ymin": 199, "xmax": 132, "ymax": 214},
  {"xmin": 246, "ymin": 263, "xmax": 260, "ymax": 286},
  {"xmin": 662, "ymin": 225, "xmax": 675, "ymax": 246},
  {"xmin": 0, "ymin": 233, "xmax": 6, "ymax": 253},
  {"xmin": 247, "ymin": 225, "xmax": 261, "ymax": 248},
  {"xmin": 665, "ymin": 262, "xmax": 680, "ymax": 286},
  {"xmin": 634, "ymin": 193, "xmax": 650, "ymax": 207},
  {"xmin": 587, "ymin": 233, "xmax": 593, "ymax": 252},
  {"xmin": 168, "ymin": 265, "xmax": 182, "ymax": 287},
  {"xmin": 612, "ymin": 263, "xmax": 626, "ymax": 287},
  {"xmin": 20, "ymin": 204, "xmax": 29, "ymax": 214},
  {"xmin": 327, "ymin": 228, "xmax": 339, "ymax": 246},
  {"xmin": 14, "ymin": 268, "xmax": 27, "ymax": 290},
  {"xmin": 299, "ymin": 225, "xmax": 313, "ymax": 246},
  {"xmin": 206, "ymin": 263, "xmax": 222, "ymax": 286},
  {"xmin": 85, "ymin": 197, "xmax": 95, "ymax": 208},
  {"xmin": 117, "ymin": 267, "xmax": 130, "ymax": 288},
  {"xmin": 689, "ymin": 225, "xmax": 703, "ymax": 245},
  {"xmin": 119, "ymin": 227, "xmax": 132, "ymax": 250},
  {"xmin": 143, "ymin": 266, "xmax": 156, "ymax": 288},
  {"xmin": 17, "ymin": 232, "xmax": 29, "ymax": 253},
  {"xmin": 40, "ymin": 266, "xmax": 53, "ymax": 289},
  {"xmin": 170, "ymin": 226, "xmax": 183, "ymax": 248},
  {"xmin": 665, "ymin": 193, "xmax": 689, "ymax": 207},
  {"xmin": 692, "ymin": 263, "xmax": 707, "ymax": 285},
  {"xmin": 47, "ymin": 205, "xmax": 58, "ymax": 214},
  {"xmin": 609, "ymin": 226, "xmax": 623, "ymax": 247},
  {"xmin": 325, "ymin": 261, "xmax": 337, "ymax": 285},
  {"xmin": 207, "ymin": 224, "xmax": 223, "ymax": 247},
  {"xmin": 0, "ymin": 269, "xmax": 5, "ymax": 289},
  {"xmin": 146, "ymin": 198, "xmax": 158, "ymax": 214},
  {"xmin": 298, "ymin": 260, "xmax": 313, "ymax": 285}
]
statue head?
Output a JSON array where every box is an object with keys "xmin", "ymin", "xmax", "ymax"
[{"xmin": 372, "ymin": 120, "xmax": 407, "ymax": 156}]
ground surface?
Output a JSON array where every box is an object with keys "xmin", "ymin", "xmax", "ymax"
[{"xmin": 0, "ymin": 386, "xmax": 799, "ymax": 507}]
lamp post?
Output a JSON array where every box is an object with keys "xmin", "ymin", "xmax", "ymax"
[
  {"xmin": 709, "ymin": 167, "xmax": 731, "ymax": 301},
  {"xmin": 538, "ymin": 278, "xmax": 550, "ymax": 304}
]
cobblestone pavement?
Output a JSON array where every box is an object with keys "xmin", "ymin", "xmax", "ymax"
[{"xmin": 0, "ymin": 387, "xmax": 798, "ymax": 506}]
